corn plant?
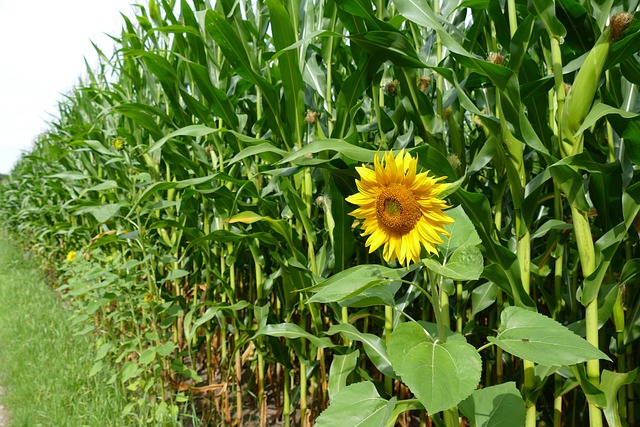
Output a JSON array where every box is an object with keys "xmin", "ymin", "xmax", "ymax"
[{"xmin": 1, "ymin": 0, "xmax": 640, "ymax": 426}]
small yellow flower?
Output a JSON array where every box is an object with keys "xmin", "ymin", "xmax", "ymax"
[
  {"xmin": 346, "ymin": 150, "xmax": 454, "ymax": 266},
  {"xmin": 144, "ymin": 293, "xmax": 153, "ymax": 303},
  {"xmin": 114, "ymin": 137, "xmax": 125, "ymax": 151},
  {"xmin": 66, "ymin": 250, "xmax": 77, "ymax": 262}
]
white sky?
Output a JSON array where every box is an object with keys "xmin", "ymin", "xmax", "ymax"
[{"xmin": 0, "ymin": 0, "xmax": 135, "ymax": 174}]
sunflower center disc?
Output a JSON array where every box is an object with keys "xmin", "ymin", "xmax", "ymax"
[{"xmin": 376, "ymin": 184, "xmax": 421, "ymax": 235}]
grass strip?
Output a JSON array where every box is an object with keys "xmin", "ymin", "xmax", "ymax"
[{"xmin": 0, "ymin": 234, "xmax": 127, "ymax": 427}]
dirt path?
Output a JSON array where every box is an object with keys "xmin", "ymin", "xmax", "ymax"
[{"xmin": 0, "ymin": 386, "xmax": 7, "ymax": 426}]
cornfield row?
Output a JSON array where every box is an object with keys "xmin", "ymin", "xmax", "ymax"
[{"xmin": 1, "ymin": 0, "xmax": 640, "ymax": 426}]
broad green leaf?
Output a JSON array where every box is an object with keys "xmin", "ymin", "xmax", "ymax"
[
  {"xmin": 328, "ymin": 350, "xmax": 360, "ymax": 401},
  {"xmin": 48, "ymin": 172, "xmax": 91, "ymax": 180},
  {"xmin": 338, "ymin": 281, "xmax": 402, "ymax": 307},
  {"xmin": 308, "ymin": 264, "xmax": 410, "ymax": 301},
  {"xmin": 205, "ymin": 10, "xmax": 287, "ymax": 145},
  {"xmin": 187, "ymin": 230, "xmax": 277, "ymax": 249},
  {"xmin": 74, "ymin": 204, "xmax": 121, "ymax": 223},
  {"xmin": 349, "ymin": 31, "xmax": 426, "ymax": 68},
  {"xmin": 385, "ymin": 400, "xmax": 424, "ymax": 427},
  {"xmin": 120, "ymin": 362, "xmax": 142, "ymax": 383},
  {"xmin": 164, "ymin": 269, "xmax": 189, "ymax": 282},
  {"xmin": 95, "ymin": 343, "xmax": 113, "ymax": 361},
  {"xmin": 531, "ymin": 219, "xmax": 573, "ymax": 239},
  {"xmin": 315, "ymin": 382, "xmax": 395, "ymax": 427},
  {"xmin": 549, "ymin": 163, "xmax": 590, "ymax": 212},
  {"xmin": 413, "ymin": 144, "xmax": 458, "ymax": 182},
  {"xmin": 156, "ymin": 341, "xmax": 175, "ymax": 357},
  {"xmin": 308, "ymin": 276, "xmax": 387, "ymax": 304},
  {"xmin": 227, "ymin": 213, "xmax": 306, "ymax": 262},
  {"xmin": 423, "ymin": 245, "xmax": 483, "ymax": 281},
  {"xmin": 605, "ymin": 22, "xmax": 640, "ymax": 70},
  {"xmin": 459, "ymin": 382, "xmax": 526, "ymax": 427},
  {"xmin": 619, "ymin": 258, "xmax": 640, "ymax": 284},
  {"xmin": 327, "ymin": 323, "xmax": 396, "ymax": 378},
  {"xmin": 254, "ymin": 323, "xmax": 335, "ymax": 349},
  {"xmin": 267, "ymin": 0, "xmax": 305, "ymax": 145},
  {"xmin": 489, "ymin": 306, "xmax": 610, "ymax": 366},
  {"xmin": 569, "ymin": 364, "xmax": 606, "ymax": 407},
  {"xmin": 437, "ymin": 205, "xmax": 482, "ymax": 256},
  {"xmin": 277, "ymin": 139, "xmax": 377, "ymax": 164},
  {"xmin": 387, "ymin": 322, "xmax": 481, "ymax": 415},
  {"xmin": 574, "ymin": 102, "xmax": 639, "ymax": 137},
  {"xmin": 281, "ymin": 179, "xmax": 316, "ymax": 244},
  {"xmin": 582, "ymin": 182, "xmax": 640, "ymax": 304},
  {"xmin": 228, "ymin": 143, "xmax": 288, "ymax": 165},
  {"xmin": 227, "ymin": 211, "xmax": 264, "ymax": 224},
  {"xmin": 146, "ymin": 124, "xmax": 218, "ymax": 153},
  {"xmin": 393, "ymin": 0, "xmax": 467, "ymax": 56},
  {"xmin": 333, "ymin": 56, "xmax": 380, "ymax": 139},
  {"xmin": 187, "ymin": 62, "xmax": 239, "ymax": 129},
  {"xmin": 185, "ymin": 301, "xmax": 251, "ymax": 341},
  {"xmin": 567, "ymin": 284, "xmax": 620, "ymax": 337},
  {"xmin": 601, "ymin": 368, "xmax": 637, "ymax": 427},
  {"xmin": 112, "ymin": 103, "xmax": 166, "ymax": 139},
  {"xmin": 529, "ymin": 0, "xmax": 567, "ymax": 38},
  {"xmin": 471, "ymin": 282, "xmax": 498, "ymax": 316},
  {"xmin": 508, "ymin": 15, "xmax": 536, "ymax": 73},
  {"xmin": 84, "ymin": 180, "xmax": 119, "ymax": 192},
  {"xmin": 89, "ymin": 360, "xmax": 104, "ymax": 377},
  {"xmin": 557, "ymin": 0, "xmax": 596, "ymax": 53},
  {"xmin": 139, "ymin": 348, "xmax": 157, "ymax": 365},
  {"xmin": 330, "ymin": 180, "xmax": 356, "ymax": 273}
]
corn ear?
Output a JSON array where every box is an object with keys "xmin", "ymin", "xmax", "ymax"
[{"xmin": 562, "ymin": 27, "xmax": 610, "ymax": 140}]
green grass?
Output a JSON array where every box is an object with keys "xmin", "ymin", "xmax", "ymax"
[{"xmin": 0, "ymin": 234, "xmax": 127, "ymax": 427}]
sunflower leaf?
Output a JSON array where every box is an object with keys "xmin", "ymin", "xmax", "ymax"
[
  {"xmin": 387, "ymin": 322, "xmax": 482, "ymax": 414},
  {"xmin": 306, "ymin": 264, "xmax": 414, "ymax": 304},
  {"xmin": 437, "ymin": 206, "xmax": 482, "ymax": 257},
  {"xmin": 488, "ymin": 306, "xmax": 610, "ymax": 366},
  {"xmin": 423, "ymin": 245, "xmax": 483, "ymax": 281},
  {"xmin": 458, "ymin": 382, "xmax": 526, "ymax": 427},
  {"xmin": 315, "ymin": 382, "xmax": 395, "ymax": 427}
]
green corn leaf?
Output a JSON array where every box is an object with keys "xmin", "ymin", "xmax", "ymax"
[
  {"xmin": 73, "ymin": 204, "xmax": 121, "ymax": 223},
  {"xmin": 349, "ymin": 31, "xmax": 426, "ymax": 68},
  {"xmin": 267, "ymin": 0, "xmax": 305, "ymax": 146},
  {"xmin": 602, "ymin": 369, "xmax": 638, "ymax": 427},
  {"xmin": 254, "ymin": 323, "xmax": 335, "ymax": 349},
  {"xmin": 530, "ymin": 0, "xmax": 567, "ymax": 38}
]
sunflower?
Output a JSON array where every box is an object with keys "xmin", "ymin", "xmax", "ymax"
[
  {"xmin": 114, "ymin": 137, "xmax": 125, "ymax": 151},
  {"xmin": 346, "ymin": 150, "xmax": 454, "ymax": 266}
]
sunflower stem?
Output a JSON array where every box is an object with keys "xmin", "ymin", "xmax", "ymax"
[
  {"xmin": 385, "ymin": 304, "xmax": 394, "ymax": 396},
  {"xmin": 439, "ymin": 276, "xmax": 450, "ymax": 329},
  {"xmin": 341, "ymin": 306, "xmax": 350, "ymax": 346},
  {"xmin": 455, "ymin": 281, "xmax": 463, "ymax": 333},
  {"xmin": 444, "ymin": 406, "xmax": 459, "ymax": 427},
  {"xmin": 401, "ymin": 277, "xmax": 447, "ymax": 343},
  {"xmin": 429, "ymin": 273, "xmax": 448, "ymax": 343}
]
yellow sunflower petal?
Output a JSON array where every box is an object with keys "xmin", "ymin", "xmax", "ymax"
[{"xmin": 347, "ymin": 150, "xmax": 454, "ymax": 266}]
